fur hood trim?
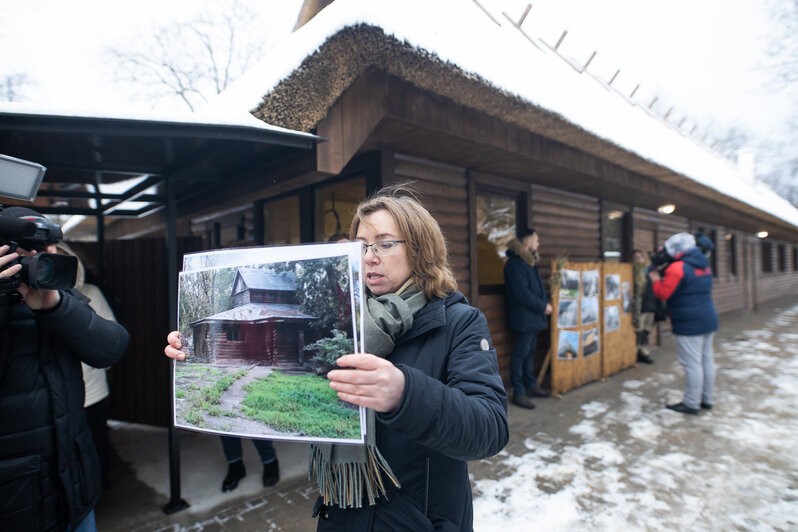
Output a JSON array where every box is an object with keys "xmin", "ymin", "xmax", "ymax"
[{"xmin": 507, "ymin": 238, "xmax": 538, "ymax": 267}]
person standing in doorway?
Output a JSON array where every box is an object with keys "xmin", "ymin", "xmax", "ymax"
[
  {"xmin": 648, "ymin": 232, "xmax": 718, "ymax": 415},
  {"xmin": 504, "ymin": 228, "xmax": 552, "ymax": 409}
]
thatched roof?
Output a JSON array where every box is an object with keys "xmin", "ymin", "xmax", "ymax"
[{"xmin": 203, "ymin": 0, "xmax": 798, "ymax": 231}]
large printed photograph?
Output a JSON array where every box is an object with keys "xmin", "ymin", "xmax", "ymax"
[{"xmin": 173, "ymin": 242, "xmax": 365, "ymax": 444}]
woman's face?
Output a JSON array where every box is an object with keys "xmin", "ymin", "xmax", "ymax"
[{"xmin": 357, "ymin": 209, "xmax": 413, "ymax": 296}]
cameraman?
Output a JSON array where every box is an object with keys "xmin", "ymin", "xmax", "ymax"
[
  {"xmin": 648, "ymin": 232, "xmax": 718, "ymax": 416},
  {"xmin": 0, "ymin": 206, "xmax": 129, "ymax": 531}
]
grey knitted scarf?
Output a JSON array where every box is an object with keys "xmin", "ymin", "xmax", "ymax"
[{"xmin": 308, "ymin": 283, "xmax": 427, "ymax": 508}]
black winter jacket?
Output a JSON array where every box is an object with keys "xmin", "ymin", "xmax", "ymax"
[
  {"xmin": 0, "ymin": 290, "xmax": 129, "ymax": 531},
  {"xmin": 317, "ymin": 292, "xmax": 509, "ymax": 531},
  {"xmin": 503, "ymin": 247, "xmax": 549, "ymax": 332}
]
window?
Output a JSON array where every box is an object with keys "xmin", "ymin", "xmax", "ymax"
[
  {"xmin": 726, "ymin": 233, "xmax": 737, "ymax": 278},
  {"xmin": 263, "ymin": 195, "xmax": 300, "ymax": 245},
  {"xmin": 224, "ymin": 324, "xmax": 241, "ymax": 341},
  {"xmin": 794, "ymin": 247, "xmax": 798, "ymax": 271},
  {"xmin": 314, "ymin": 177, "xmax": 366, "ymax": 242},
  {"xmin": 761, "ymin": 241, "xmax": 773, "ymax": 273},
  {"xmin": 476, "ymin": 192, "xmax": 520, "ymax": 287},
  {"xmin": 601, "ymin": 208, "xmax": 628, "ymax": 262},
  {"xmin": 778, "ymin": 244, "xmax": 787, "ymax": 272}
]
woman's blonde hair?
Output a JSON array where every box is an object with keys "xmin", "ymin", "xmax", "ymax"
[{"xmin": 350, "ymin": 184, "xmax": 458, "ymax": 299}]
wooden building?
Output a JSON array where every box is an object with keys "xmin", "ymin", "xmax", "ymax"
[
  {"xmin": 2, "ymin": 0, "xmax": 798, "ymax": 416},
  {"xmin": 129, "ymin": 2, "xmax": 796, "ymax": 387},
  {"xmin": 189, "ymin": 268, "xmax": 316, "ymax": 366}
]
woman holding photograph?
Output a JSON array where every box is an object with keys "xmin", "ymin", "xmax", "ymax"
[{"xmin": 165, "ymin": 184, "xmax": 509, "ymax": 531}]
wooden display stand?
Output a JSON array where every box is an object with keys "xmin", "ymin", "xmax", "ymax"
[
  {"xmin": 601, "ymin": 262, "xmax": 636, "ymax": 377},
  {"xmin": 541, "ymin": 261, "xmax": 636, "ymax": 395}
]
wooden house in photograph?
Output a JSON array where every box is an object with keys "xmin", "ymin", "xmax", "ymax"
[{"xmin": 189, "ymin": 268, "xmax": 316, "ymax": 366}]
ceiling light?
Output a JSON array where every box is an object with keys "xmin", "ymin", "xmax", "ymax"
[
  {"xmin": 657, "ymin": 204, "xmax": 676, "ymax": 215},
  {"xmin": 757, "ymin": 231, "xmax": 768, "ymax": 239}
]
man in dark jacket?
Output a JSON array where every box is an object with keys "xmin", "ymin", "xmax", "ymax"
[
  {"xmin": 649, "ymin": 232, "xmax": 718, "ymax": 415},
  {"xmin": 0, "ymin": 206, "xmax": 130, "ymax": 531},
  {"xmin": 503, "ymin": 228, "xmax": 551, "ymax": 409}
]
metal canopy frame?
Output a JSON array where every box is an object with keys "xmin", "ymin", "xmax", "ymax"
[{"xmin": 0, "ymin": 110, "xmax": 318, "ymax": 514}]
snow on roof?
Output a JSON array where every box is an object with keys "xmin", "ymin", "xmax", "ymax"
[
  {"xmin": 190, "ymin": 303, "xmax": 316, "ymax": 325},
  {"xmin": 236, "ymin": 268, "xmax": 297, "ymax": 292},
  {"xmin": 0, "ymin": 101, "xmax": 316, "ymax": 140},
  {"xmin": 205, "ymin": 0, "xmax": 798, "ymax": 230}
]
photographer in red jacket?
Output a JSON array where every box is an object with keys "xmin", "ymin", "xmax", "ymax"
[{"xmin": 648, "ymin": 232, "xmax": 718, "ymax": 415}]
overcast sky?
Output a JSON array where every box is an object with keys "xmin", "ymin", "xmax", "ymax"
[{"xmin": 0, "ymin": 0, "xmax": 793, "ymax": 148}]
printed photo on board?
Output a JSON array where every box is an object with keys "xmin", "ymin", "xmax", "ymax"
[
  {"xmin": 582, "ymin": 327, "xmax": 600, "ymax": 357},
  {"xmin": 557, "ymin": 299, "xmax": 579, "ymax": 328},
  {"xmin": 581, "ymin": 296, "xmax": 599, "ymax": 326},
  {"xmin": 559, "ymin": 269, "xmax": 580, "ymax": 299},
  {"xmin": 557, "ymin": 329, "xmax": 580, "ymax": 360},
  {"xmin": 604, "ymin": 305, "xmax": 621, "ymax": 333},
  {"xmin": 582, "ymin": 269, "xmax": 599, "ymax": 297},
  {"xmin": 622, "ymin": 281, "xmax": 634, "ymax": 314},
  {"xmin": 605, "ymin": 274, "xmax": 621, "ymax": 300},
  {"xmin": 174, "ymin": 242, "xmax": 366, "ymax": 444}
]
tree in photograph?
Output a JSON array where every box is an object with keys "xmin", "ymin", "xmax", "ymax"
[
  {"xmin": 273, "ymin": 257, "xmax": 352, "ymax": 336},
  {"xmin": 304, "ymin": 329, "xmax": 354, "ymax": 373},
  {"xmin": 178, "ymin": 268, "xmax": 237, "ymax": 335}
]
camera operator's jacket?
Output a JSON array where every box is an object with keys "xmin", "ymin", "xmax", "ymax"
[
  {"xmin": 651, "ymin": 247, "xmax": 718, "ymax": 336},
  {"xmin": 0, "ymin": 290, "xmax": 129, "ymax": 531}
]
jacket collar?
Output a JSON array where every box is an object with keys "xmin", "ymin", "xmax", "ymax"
[
  {"xmin": 507, "ymin": 238, "xmax": 538, "ymax": 266},
  {"xmin": 395, "ymin": 292, "xmax": 466, "ymax": 344}
]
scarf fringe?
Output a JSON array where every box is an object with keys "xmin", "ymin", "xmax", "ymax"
[{"xmin": 308, "ymin": 444, "xmax": 400, "ymax": 508}]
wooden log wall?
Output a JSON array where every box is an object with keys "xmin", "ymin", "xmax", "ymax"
[
  {"xmin": 755, "ymin": 242, "xmax": 798, "ymax": 305},
  {"xmin": 389, "ymin": 153, "xmax": 471, "ymax": 296},
  {"xmin": 531, "ymin": 184, "xmax": 601, "ymax": 281}
]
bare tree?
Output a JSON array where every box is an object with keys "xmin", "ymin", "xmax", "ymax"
[
  {"xmin": 0, "ymin": 73, "xmax": 32, "ymax": 102},
  {"xmin": 107, "ymin": 0, "xmax": 284, "ymax": 112}
]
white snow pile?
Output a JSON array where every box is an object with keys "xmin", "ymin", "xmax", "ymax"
[{"xmin": 473, "ymin": 303, "xmax": 798, "ymax": 531}]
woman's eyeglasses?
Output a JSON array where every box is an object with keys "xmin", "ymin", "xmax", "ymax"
[{"xmin": 361, "ymin": 240, "xmax": 406, "ymax": 256}]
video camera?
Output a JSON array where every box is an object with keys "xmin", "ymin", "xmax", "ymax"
[
  {"xmin": 0, "ymin": 208, "xmax": 78, "ymax": 295},
  {"xmin": 647, "ymin": 245, "xmax": 673, "ymax": 271}
]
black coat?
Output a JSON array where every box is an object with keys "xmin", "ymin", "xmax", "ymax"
[
  {"xmin": 503, "ymin": 249, "xmax": 549, "ymax": 332},
  {"xmin": 318, "ymin": 292, "xmax": 509, "ymax": 531},
  {"xmin": 0, "ymin": 290, "xmax": 129, "ymax": 531}
]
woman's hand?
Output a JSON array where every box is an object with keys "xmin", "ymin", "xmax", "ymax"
[
  {"xmin": 164, "ymin": 330, "xmax": 186, "ymax": 360},
  {"xmin": 327, "ymin": 354, "xmax": 406, "ymax": 413}
]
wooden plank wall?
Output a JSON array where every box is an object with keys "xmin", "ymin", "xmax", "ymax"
[
  {"xmin": 390, "ymin": 154, "xmax": 471, "ymax": 296},
  {"xmin": 756, "ymin": 243, "xmax": 798, "ymax": 304},
  {"xmin": 531, "ymin": 184, "xmax": 601, "ymax": 281}
]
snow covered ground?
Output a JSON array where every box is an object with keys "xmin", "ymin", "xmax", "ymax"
[{"xmin": 473, "ymin": 303, "xmax": 798, "ymax": 531}]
